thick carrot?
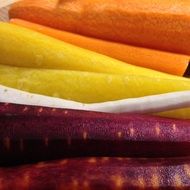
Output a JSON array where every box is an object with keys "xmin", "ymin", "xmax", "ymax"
[
  {"xmin": 1, "ymin": 102, "xmax": 190, "ymax": 166},
  {"xmin": 9, "ymin": 0, "xmax": 190, "ymax": 55},
  {"xmin": 1, "ymin": 64, "xmax": 190, "ymax": 103},
  {"xmin": 10, "ymin": 19, "xmax": 190, "ymax": 76},
  {"xmin": 1, "ymin": 157, "xmax": 190, "ymax": 189}
]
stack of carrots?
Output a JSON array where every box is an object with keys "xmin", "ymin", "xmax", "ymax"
[{"xmin": 1, "ymin": 0, "xmax": 190, "ymax": 189}]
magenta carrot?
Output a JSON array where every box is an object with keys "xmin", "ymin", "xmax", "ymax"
[
  {"xmin": 1, "ymin": 157, "xmax": 190, "ymax": 189},
  {"xmin": 1, "ymin": 103, "xmax": 190, "ymax": 165}
]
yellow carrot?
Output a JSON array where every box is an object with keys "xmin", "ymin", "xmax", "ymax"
[
  {"xmin": 0, "ymin": 64, "xmax": 190, "ymax": 103},
  {"xmin": 0, "ymin": 22, "xmax": 182, "ymax": 78}
]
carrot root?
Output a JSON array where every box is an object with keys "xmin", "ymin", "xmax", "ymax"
[{"xmin": 9, "ymin": 0, "xmax": 190, "ymax": 55}]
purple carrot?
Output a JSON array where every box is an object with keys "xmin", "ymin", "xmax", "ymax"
[
  {"xmin": 1, "ymin": 157, "xmax": 190, "ymax": 190},
  {"xmin": 0, "ymin": 103, "xmax": 190, "ymax": 165}
]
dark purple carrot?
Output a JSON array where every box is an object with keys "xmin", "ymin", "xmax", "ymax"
[
  {"xmin": 1, "ymin": 157, "xmax": 190, "ymax": 190},
  {"xmin": 1, "ymin": 102, "xmax": 190, "ymax": 165}
]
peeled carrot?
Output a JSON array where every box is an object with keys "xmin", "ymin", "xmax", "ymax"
[
  {"xmin": 9, "ymin": 0, "xmax": 190, "ymax": 55},
  {"xmin": 10, "ymin": 19, "xmax": 190, "ymax": 76}
]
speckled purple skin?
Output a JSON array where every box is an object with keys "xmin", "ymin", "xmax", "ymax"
[
  {"xmin": 1, "ymin": 103, "xmax": 190, "ymax": 165},
  {"xmin": 1, "ymin": 157, "xmax": 190, "ymax": 190}
]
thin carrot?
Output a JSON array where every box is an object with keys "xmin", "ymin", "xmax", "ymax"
[
  {"xmin": 10, "ymin": 19, "xmax": 190, "ymax": 76},
  {"xmin": 9, "ymin": 0, "xmax": 190, "ymax": 55},
  {"xmin": 2, "ymin": 85, "xmax": 190, "ymax": 119}
]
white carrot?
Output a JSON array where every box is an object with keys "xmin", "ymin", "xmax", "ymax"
[{"xmin": 0, "ymin": 85, "xmax": 190, "ymax": 114}]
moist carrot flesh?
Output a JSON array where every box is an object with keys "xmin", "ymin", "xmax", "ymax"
[{"xmin": 10, "ymin": 18, "xmax": 190, "ymax": 76}]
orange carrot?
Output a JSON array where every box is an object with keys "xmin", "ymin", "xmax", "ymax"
[
  {"xmin": 9, "ymin": 0, "xmax": 190, "ymax": 55},
  {"xmin": 10, "ymin": 18, "xmax": 190, "ymax": 76}
]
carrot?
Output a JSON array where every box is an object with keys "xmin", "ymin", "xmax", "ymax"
[
  {"xmin": 10, "ymin": 19, "xmax": 190, "ymax": 76},
  {"xmin": 2, "ymin": 157, "xmax": 190, "ymax": 189},
  {"xmin": 1, "ymin": 64, "xmax": 190, "ymax": 104},
  {"xmin": 2, "ymin": 85, "xmax": 190, "ymax": 117},
  {"xmin": 9, "ymin": 0, "xmax": 190, "ymax": 55},
  {"xmin": 2, "ymin": 102, "xmax": 190, "ymax": 166},
  {"xmin": 0, "ymin": 22, "xmax": 178, "ymax": 78}
]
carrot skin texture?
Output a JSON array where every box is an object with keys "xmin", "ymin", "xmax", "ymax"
[
  {"xmin": 1, "ymin": 103, "xmax": 190, "ymax": 165},
  {"xmin": 9, "ymin": 0, "xmax": 190, "ymax": 55},
  {"xmin": 10, "ymin": 18, "xmax": 190, "ymax": 76},
  {"xmin": 1, "ymin": 157, "xmax": 190, "ymax": 189}
]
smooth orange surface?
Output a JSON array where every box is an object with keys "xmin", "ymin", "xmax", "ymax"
[
  {"xmin": 9, "ymin": 0, "xmax": 190, "ymax": 55},
  {"xmin": 10, "ymin": 18, "xmax": 190, "ymax": 76}
]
